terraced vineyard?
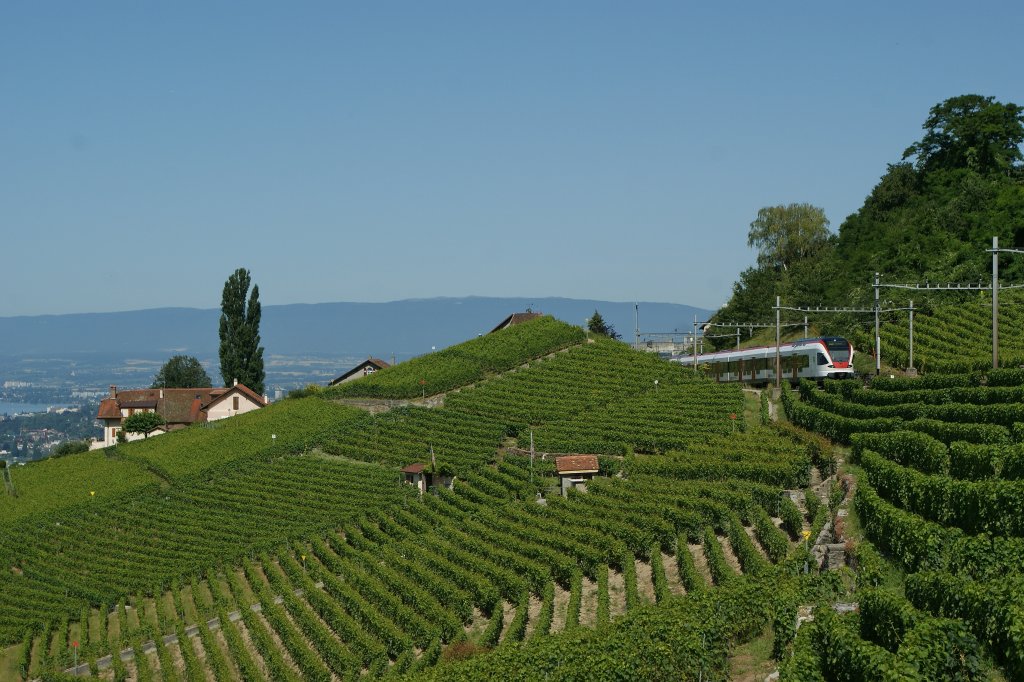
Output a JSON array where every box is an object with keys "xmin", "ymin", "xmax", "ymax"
[
  {"xmin": 1, "ymin": 318, "xmax": 877, "ymax": 680},
  {"xmin": 879, "ymin": 292, "xmax": 1024, "ymax": 372},
  {"xmin": 323, "ymin": 316, "xmax": 586, "ymax": 400},
  {"xmin": 783, "ymin": 376, "xmax": 1024, "ymax": 680}
]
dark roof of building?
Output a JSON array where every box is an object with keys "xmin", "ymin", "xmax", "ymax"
[
  {"xmin": 555, "ymin": 455, "xmax": 600, "ymax": 474},
  {"xmin": 490, "ymin": 312, "xmax": 543, "ymax": 334},
  {"xmin": 95, "ymin": 384, "xmax": 264, "ymax": 424},
  {"xmin": 328, "ymin": 358, "xmax": 391, "ymax": 386},
  {"xmin": 401, "ymin": 462, "xmax": 427, "ymax": 474}
]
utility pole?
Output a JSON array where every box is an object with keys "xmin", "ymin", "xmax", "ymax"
[
  {"xmin": 909, "ymin": 300, "xmax": 914, "ymax": 371},
  {"xmin": 775, "ymin": 296, "xmax": 781, "ymax": 390},
  {"xmin": 692, "ymin": 315, "xmax": 698, "ymax": 373},
  {"xmin": 530, "ymin": 430, "xmax": 534, "ymax": 483},
  {"xmin": 804, "ymin": 315, "xmax": 808, "ymax": 337},
  {"xmin": 634, "ymin": 303, "xmax": 640, "ymax": 350},
  {"xmin": 993, "ymin": 236, "xmax": 999, "ymax": 369},
  {"xmin": 735, "ymin": 327, "xmax": 740, "ymax": 349},
  {"xmin": 874, "ymin": 272, "xmax": 881, "ymax": 375}
]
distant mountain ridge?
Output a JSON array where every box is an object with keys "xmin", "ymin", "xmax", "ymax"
[{"xmin": 0, "ymin": 297, "xmax": 712, "ymax": 359}]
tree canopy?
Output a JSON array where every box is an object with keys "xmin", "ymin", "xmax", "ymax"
[
  {"xmin": 747, "ymin": 204, "xmax": 831, "ymax": 272},
  {"xmin": 219, "ymin": 268, "xmax": 265, "ymax": 394},
  {"xmin": 121, "ymin": 412, "xmax": 166, "ymax": 438},
  {"xmin": 711, "ymin": 94, "xmax": 1024, "ymax": 351},
  {"xmin": 902, "ymin": 94, "xmax": 1024, "ymax": 176},
  {"xmin": 588, "ymin": 310, "xmax": 620, "ymax": 340},
  {"xmin": 152, "ymin": 355, "xmax": 212, "ymax": 389}
]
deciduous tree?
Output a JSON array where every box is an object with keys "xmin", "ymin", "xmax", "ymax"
[
  {"xmin": 902, "ymin": 94, "xmax": 1024, "ymax": 176},
  {"xmin": 747, "ymin": 204, "xmax": 831, "ymax": 272},
  {"xmin": 122, "ymin": 412, "xmax": 166, "ymax": 438},
  {"xmin": 152, "ymin": 355, "xmax": 211, "ymax": 389},
  {"xmin": 218, "ymin": 268, "xmax": 265, "ymax": 394}
]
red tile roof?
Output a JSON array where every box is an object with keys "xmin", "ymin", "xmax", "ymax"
[
  {"xmin": 97, "ymin": 399, "xmax": 121, "ymax": 419},
  {"xmin": 401, "ymin": 463, "xmax": 426, "ymax": 474},
  {"xmin": 95, "ymin": 384, "xmax": 264, "ymax": 425},
  {"xmin": 205, "ymin": 383, "xmax": 267, "ymax": 411},
  {"xmin": 555, "ymin": 455, "xmax": 600, "ymax": 474}
]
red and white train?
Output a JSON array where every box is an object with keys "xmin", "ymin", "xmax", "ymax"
[{"xmin": 673, "ymin": 337, "xmax": 856, "ymax": 384}]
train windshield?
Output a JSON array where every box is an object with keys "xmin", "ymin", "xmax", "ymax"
[{"xmin": 825, "ymin": 338, "xmax": 850, "ymax": 363}]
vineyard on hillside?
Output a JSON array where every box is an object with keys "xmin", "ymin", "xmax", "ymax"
[
  {"xmin": 879, "ymin": 292, "xmax": 1024, "ymax": 372},
  {"xmin": 7, "ymin": 315, "xmax": 1018, "ymax": 680},
  {"xmin": 0, "ymin": 398, "xmax": 366, "ymax": 525},
  {"xmin": 323, "ymin": 315, "xmax": 586, "ymax": 400},
  {"xmin": 784, "ymin": 376, "xmax": 1024, "ymax": 679}
]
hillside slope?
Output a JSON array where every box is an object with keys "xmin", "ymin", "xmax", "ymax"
[{"xmin": 2, "ymin": 320, "xmax": 844, "ymax": 681}]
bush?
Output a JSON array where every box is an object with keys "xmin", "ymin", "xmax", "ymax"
[
  {"xmin": 899, "ymin": 618, "xmax": 983, "ymax": 681},
  {"xmin": 779, "ymin": 496, "xmax": 804, "ymax": 540},
  {"xmin": 50, "ymin": 440, "xmax": 91, "ymax": 458}
]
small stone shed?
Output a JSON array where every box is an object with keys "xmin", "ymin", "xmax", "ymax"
[
  {"xmin": 555, "ymin": 455, "xmax": 600, "ymax": 496},
  {"xmin": 401, "ymin": 462, "xmax": 454, "ymax": 495}
]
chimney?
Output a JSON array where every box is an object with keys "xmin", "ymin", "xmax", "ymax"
[
  {"xmin": 233, "ymin": 378, "xmax": 238, "ymax": 387},
  {"xmin": 109, "ymin": 385, "xmax": 116, "ymax": 399}
]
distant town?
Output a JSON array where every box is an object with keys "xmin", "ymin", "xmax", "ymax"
[{"xmin": 0, "ymin": 352, "xmax": 361, "ymax": 462}]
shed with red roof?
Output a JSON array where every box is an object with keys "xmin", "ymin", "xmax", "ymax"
[{"xmin": 555, "ymin": 455, "xmax": 600, "ymax": 496}]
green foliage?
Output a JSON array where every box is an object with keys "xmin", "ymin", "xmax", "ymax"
[
  {"xmin": 325, "ymin": 316, "xmax": 585, "ymax": 400},
  {"xmin": 950, "ymin": 441, "xmax": 1024, "ymax": 480},
  {"xmin": 415, "ymin": 577, "xmax": 780, "ymax": 682},
  {"xmin": 595, "ymin": 564, "xmax": 610, "ymax": 626},
  {"xmin": 860, "ymin": 448, "xmax": 1024, "ymax": 535},
  {"xmin": 903, "ymin": 94, "xmax": 1024, "ymax": 175},
  {"xmin": 716, "ymin": 95, "xmax": 1024, "ymax": 348},
  {"xmin": 747, "ymin": 203, "xmax": 831, "ymax": 272},
  {"xmin": 120, "ymin": 412, "xmax": 166, "ymax": 437},
  {"xmin": 151, "ymin": 355, "xmax": 211, "ymax": 389},
  {"xmin": 218, "ymin": 267, "xmax": 265, "ymax": 395},
  {"xmin": 802, "ymin": 486, "xmax": 821, "ymax": 522},
  {"xmin": 49, "ymin": 440, "xmax": 90, "ymax": 458},
  {"xmin": 905, "ymin": 571, "xmax": 1024, "ymax": 678},
  {"xmin": 814, "ymin": 611, "xmax": 924, "ymax": 680},
  {"xmin": 859, "ymin": 589, "xmax": 919, "ymax": 652},
  {"xmin": 772, "ymin": 594, "xmax": 799, "ymax": 661},
  {"xmin": 779, "ymin": 496, "xmax": 803, "ymax": 540},
  {"xmin": 778, "ymin": 619, "xmax": 825, "ymax": 680},
  {"xmin": 900, "ymin": 617, "xmax": 983, "ymax": 681},
  {"xmin": 587, "ymin": 309, "xmax": 620, "ymax": 340},
  {"xmin": 850, "ymin": 430, "xmax": 949, "ymax": 474}
]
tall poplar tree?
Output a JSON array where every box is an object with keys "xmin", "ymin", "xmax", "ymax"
[{"xmin": 218, "ymin": 268, "xmax": 265, "ymax": 394}]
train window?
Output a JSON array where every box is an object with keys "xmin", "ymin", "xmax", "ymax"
[
  {"xmin": 802, "ymin": 354, "xmax": 811, "ymax": 369},
  {"xmin": 817, "ymin": 352, "xmax": 828, "ymax": 365}
]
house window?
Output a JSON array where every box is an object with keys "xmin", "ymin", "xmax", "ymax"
[{"xmin": 233, "ymin": 396, "xmax": 239, "ymax": 410}]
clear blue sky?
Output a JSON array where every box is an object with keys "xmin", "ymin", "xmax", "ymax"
[{"xmin": 2, "ymin": 1, "xmax": 1021, "ymax": 316}]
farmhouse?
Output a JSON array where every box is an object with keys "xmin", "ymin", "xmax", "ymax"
[
  {"xmin": 93, "ymin": 380, "xmax": 267, "ymax": 448},
  {"xmin": 328, "ymin": 358, "xmax": 391, "ymax": 386},
  {"xmin": 555, "ymin": 455, "xmax": 600, "ymax": 496}
]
